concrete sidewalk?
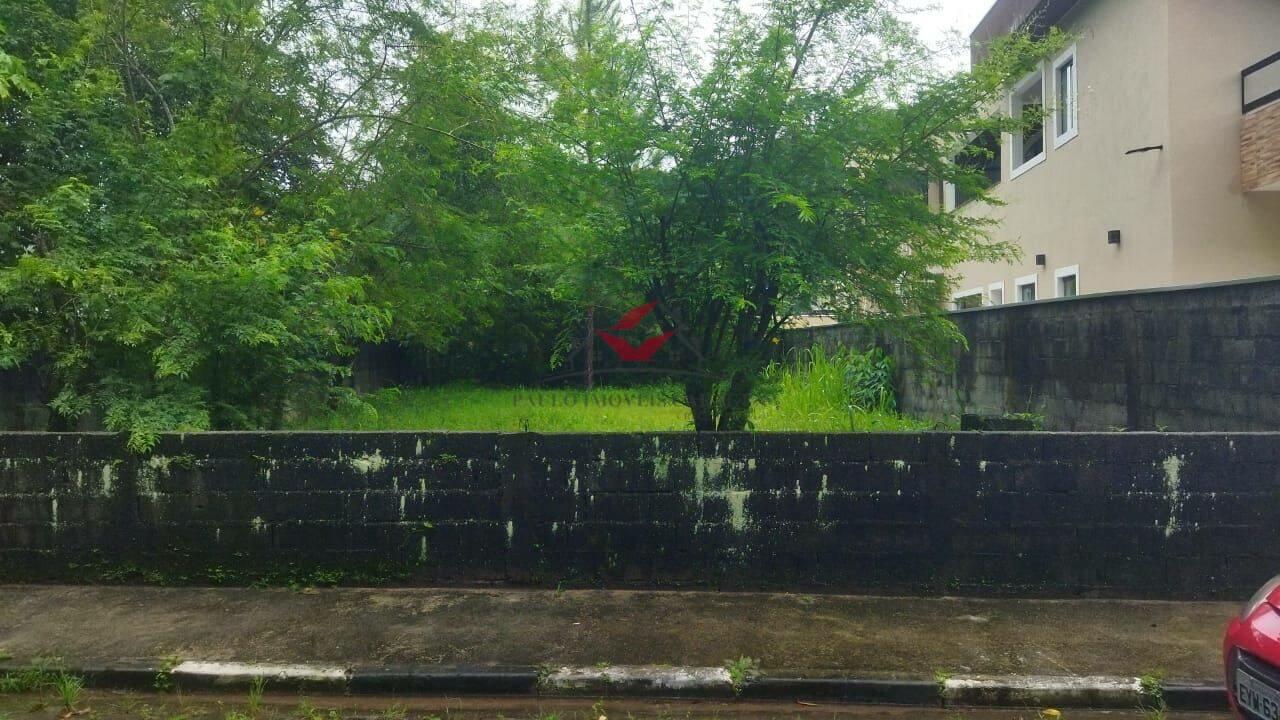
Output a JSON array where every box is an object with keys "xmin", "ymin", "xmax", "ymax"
[{"xmin": 0, "ymin": 585, "xmax": 1233, "ymax": 683}]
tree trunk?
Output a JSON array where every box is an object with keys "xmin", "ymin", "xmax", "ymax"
[
  {"xmin": 684, "ymin": 378, "xmax": 716, "ymax": 431},
  {"xmin": 716, "ymin": 370, "xmax": 754, "ymax": 431}
]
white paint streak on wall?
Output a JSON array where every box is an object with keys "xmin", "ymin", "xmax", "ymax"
[
  {"xmin": 350, "ymin": 450, "xmax": 387, "ymax": 474},
  {"xmin": 725, "ymin": 489, "xmax": 750, "ymax": 532},
  {"xmin": 1162, "ymin": 454, "xmax": 1185, "ymax": 538}
]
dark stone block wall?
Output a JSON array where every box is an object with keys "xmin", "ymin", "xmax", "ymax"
[
  {"xmin": 787, "ymin": 276, "xmax": 1280, "ymax": 431},
  {"xmin": 1, "ymin": 431, "xmax": 1276, "ymax": 599}
]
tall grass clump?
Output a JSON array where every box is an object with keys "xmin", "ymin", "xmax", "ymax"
[{"xmin": 752, "ymin": 346, "xmax": 928, "ymax": 432}]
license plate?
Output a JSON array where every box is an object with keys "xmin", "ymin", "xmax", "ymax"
[{"xmin": 1239, "ymin": 669, "xmax": 1280, "ymax": 720}]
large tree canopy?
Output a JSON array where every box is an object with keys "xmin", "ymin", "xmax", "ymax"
[
  {"xmin": 0, "ymin": 0, "xmax": 413, "ymax": 446},
  {"xmin": 0, "ymin": 0, "xmax": 566, "ymax": 446},
  {"xmin": 527, "ymin": 0, "xmax": 1064, "ymax": 429}
]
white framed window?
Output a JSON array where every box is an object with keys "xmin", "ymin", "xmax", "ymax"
[
  {"xmin": 988, "ymin": 282, "xmax": 1005, "ymax": 306},
  {"xmin": 1014, "ymin": 273, "xmax": 1038, "ymax": 303},
  {"xmin": 1009, "ymin": 70, "xmax": 1047, "ymax": 179},
  {"xmin": 946, "ymin": 131, "xmax": 1002, "ymax": 210},
  {"xmin": 952, "ymin": 287, "xmax": 984, "ymax": 310},
  {"xmin": 1054, "ymin": 265, "xmax": 1080, "ymax": 298},
  {"xmin": 1052, "ymin": 45, "xmax": 1078, "ymax": 148}
]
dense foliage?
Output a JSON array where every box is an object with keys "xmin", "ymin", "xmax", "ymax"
[
  {"xmin": 0, "ymin": 0, "xmax": 1065, "ymax": 442},
  {"xmin": 0, "ymin": 0, "xmax": 559, "ymax": 446},
  {"xmin": 530, "ymin": 0, "xmax": 1063, "ymax": 429}
]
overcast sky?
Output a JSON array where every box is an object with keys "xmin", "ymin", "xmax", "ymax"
[
  {"xmin": 899, "ymin": 0, "xmax": 996, "ymax": 70},
  {"xmin": 648, "ymin": 0, "xmax": 996, "ymax": 73},
  {"xmin": 475, "ymin": 0, "xmax": 998, "ymax": 73}
]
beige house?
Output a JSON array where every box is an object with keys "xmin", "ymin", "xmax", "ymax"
[{"xmin": 943, "ymin": 0, "xmax": 1280, "ymax": 309}]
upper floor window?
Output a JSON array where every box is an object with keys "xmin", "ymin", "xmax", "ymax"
[
  {"xmin": 1053, "ymin": 46, "xmax": 1079, "ymax": 148},
  {"xmin": 953, "ymin": 288, "xmax": 984, "ymax": 310},
  {"xmin": 950, "ymin": 130, "xmax": 1001, "ymax": 209},
  {"xmin": 952, "ymin": 130, "xmax": 998, "ymax": 207},
  {"xmin": 1055, "ymin": 265, "xmax": 1080, "ymax": 298},
  {"xmin": 1010, "ymin": 71, "xmax": 1046, "ymax": 179},
  {"xmin": 1015, "ymin": 274, "xmax": 1038, "ymax": 302}
]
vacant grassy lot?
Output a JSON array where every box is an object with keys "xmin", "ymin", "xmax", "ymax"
[{"xmin": 291, "ymin": 383, "xmax": 934, "ymax": 433}]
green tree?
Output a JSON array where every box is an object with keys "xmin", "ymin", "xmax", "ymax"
[
  {"xmin": 339, "ymin": 9, "xmax": 576, "ymax": 357},
  {"xmin": 532, "ymin": 0, "xmax": 1064, "ymax": 429},
  {"xmin": 0, "ymin": 0, "xmax": 393, "ymax": 447}
]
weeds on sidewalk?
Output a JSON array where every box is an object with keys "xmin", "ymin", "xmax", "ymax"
[
  {"xmin": 724, "ymin": 656, "xmax": 760, "ymax": 695},
  {"xmin": 295, "ymin": 699, "xmax": 341, "ymax": 720},
  {"xmin": 246, "ymin": 676, "xmax": 266, "ymax": 717},
  {"xmin": 1139, "ymin": 671, "xmax": 1167, "ymax": 720},
  {"xmin": 0, "ymin": 661, "xmax": 63, "ymax": 694},
  {"xmin": 933, "ymin": 669, "xmax": 953, "ymax": 691},
  {"xmin": 154, "ymin": 656, "xmax": 179, "ymax": 693},
  {"xmin": 54, "ymin": 672, "xmax": 83, "ymax": 714}
]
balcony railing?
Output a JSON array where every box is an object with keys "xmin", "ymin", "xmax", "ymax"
[{"xmin": 1243, "ymin": 50, "xmax": 1280, "ymax": 114}]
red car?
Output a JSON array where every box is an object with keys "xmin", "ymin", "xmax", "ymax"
[{"xmin": 1226, "ymin": 576, "xmax": 1280, "ymax": 719}]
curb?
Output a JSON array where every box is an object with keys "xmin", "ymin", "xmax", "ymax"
[
  {"xmin": 1164, "ymin": 681, "xmax": 1233, "ymax": 712},
  {"xmin": 940, "ymin": 675, "xmax": 1230, "ymax": 711},
  {"xmin": 0, "ymin": 661, "xmax": 1228, "ymax": 710},
  {"xmin": 741, "ymin": 677, "xmax": 939, "ymax": 705},
  {"xmin": 942, "ymin": 675, "xmax": 1142, "ymax": 709}
]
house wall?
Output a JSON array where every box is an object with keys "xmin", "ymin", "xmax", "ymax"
[
  {"xmin": 950, "ymin": 0, "xmax": 1176, "ymax": 303},
  {"xmin": 1167, "ymin": 0, "xmax": 1280, "ymax": 284}
]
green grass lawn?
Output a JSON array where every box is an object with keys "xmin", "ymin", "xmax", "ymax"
[{"xmin": 290, "ymin": 383, "xmax": 934, "ymax": 433}]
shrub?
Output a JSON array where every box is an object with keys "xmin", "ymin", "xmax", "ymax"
[{"xmin": 754, "ymin": 345, "xmax": 917, "ymax": 432}]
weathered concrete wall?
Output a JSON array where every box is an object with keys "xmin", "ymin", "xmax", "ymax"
[
  {"xmin": 789, "ymin": 277, "xmax": 1280, "ymax": 431},
  {"xmin": 2, "ymin": 431, "xmax": 1276, "ymax": 599}
]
